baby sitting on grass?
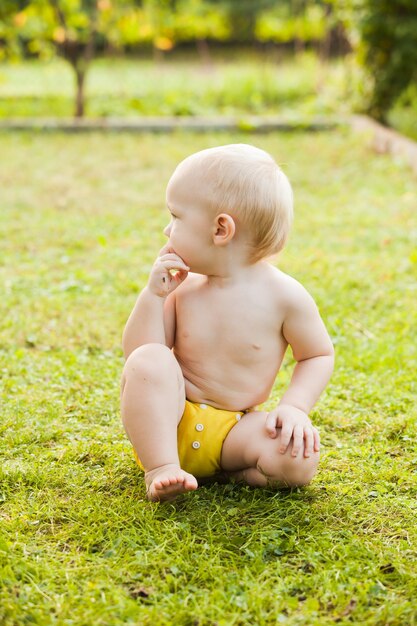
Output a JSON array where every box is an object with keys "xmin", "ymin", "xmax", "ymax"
[{"xmin": 121, "ymin": 143, "xmax": 334, "ymax": 502}]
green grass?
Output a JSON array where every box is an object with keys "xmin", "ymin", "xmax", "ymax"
[
  {"xmin": 1, "ymin": 129, "xmax": 417, "ymax": 625},
  {"xmin": 0, "ymin": 51, "xmax": 352, "ymax": 119}
]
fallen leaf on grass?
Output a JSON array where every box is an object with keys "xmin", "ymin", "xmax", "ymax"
[
  {"xmin": 342, "ymin": 599, "xmax": 357, "ymax": 616},
  {"xmin": 379, "ymin": 563, "xmax": 395, "ymax": 574},
  {"xmin": 127, "ymin": 586, "xmax": 153, "ymax": 600}
]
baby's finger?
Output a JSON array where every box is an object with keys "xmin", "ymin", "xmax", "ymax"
[
  {"xmin": 173, "ymin": 269, "xmax": 189, "ymax": 285},
  {"xmin": 158, "ymin": 259, "xmax": 190, "ymax": 273},
  {"xmin": 291, "ymin": 425, "xmax": 304, "ymax": 457},
  {"xmin": 279, "ymin": 424, "xmax": 293, "ymax": 453},
  {"xmin": 313, "ymin": 427, "xmax": 320, "ymax": 452},
  {"xmin": 265, "ymin": 413, "xmax": 278, "ymax": 438},
  {"xmin": 158, "ymin": 254, "xmax": 189, "ymax": 266},
  {"xmin": 304, "ymin": 427, "xmax": 314, "ymax": 458},
  {"xmin": 158, "ymin": 252, "xmax": 186, "ymax": 262}
]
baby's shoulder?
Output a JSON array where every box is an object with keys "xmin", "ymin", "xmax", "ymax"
[{"xmin": 262, "ymin": 264, "xmax": 314, "ymax": 310}]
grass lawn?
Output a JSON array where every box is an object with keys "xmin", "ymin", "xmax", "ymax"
[{"xmin": 1, "ymin": 128, "xmax": 416, "ymax": 625}]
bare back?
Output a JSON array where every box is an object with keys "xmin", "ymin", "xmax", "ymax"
[{"xmin": 170, "ymin": 262, "xmax": 292, "ymax": 411}]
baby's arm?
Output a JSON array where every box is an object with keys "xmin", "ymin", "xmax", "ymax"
[
  {"xmin": 122, "ymin": 245, "xmax": 189, "ymax": 359},
  {"xmin": 266, "ymin": 283, "xmax": 334, "ymax": 457}
]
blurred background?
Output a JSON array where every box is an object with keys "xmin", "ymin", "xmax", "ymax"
[{"xmin": 0, "ymin": 0, "xmax": 416, "ymax": 139}]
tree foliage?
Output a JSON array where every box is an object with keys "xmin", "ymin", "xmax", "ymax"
[
  {"xmin": 256, "ymin": 2, "xmax": 327, "ymax": 47},
  {"xmin": 205, "ymin": 0, "xmax": 276, "ymax": 42},
  {"xmin": 359, "ymin": 0, "xmax": 417, "ymax": 122}
]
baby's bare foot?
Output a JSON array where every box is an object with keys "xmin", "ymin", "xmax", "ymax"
[{"xmin": 145, "ymin": 464, "xmax": 198, "ymax": 502}]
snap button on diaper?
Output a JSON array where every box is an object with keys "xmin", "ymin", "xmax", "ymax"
[
  {"xmin": 192, "ymin": 441, "xmax": 201, "ymax": 449},
  {"xmin": 199, "ymin": 404, "xmax": 208, "ymax": 409},
  {"xmin": 195, "ymin": 423, "xmax": 204, "ymax": 432},
  {"xmin": 235, "ymin": 414, "xmax": 241, "ymax": 421}
]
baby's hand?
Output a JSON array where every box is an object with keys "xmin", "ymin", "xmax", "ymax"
[
  {"xmin": 265, "ymin": 404, "xmax": 320, "ymax": 458},
  {"xmin": 148, "ymin": 244, "xmax": 190, "ymax": 297}
]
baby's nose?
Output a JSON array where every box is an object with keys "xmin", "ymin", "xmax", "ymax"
[{"xmin": 163, "ymin": 223, "xmax": 171, "ymax": 237}]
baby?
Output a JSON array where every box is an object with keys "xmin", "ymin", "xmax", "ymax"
[{"xmin": 121, "ymin": 144, "xmax": 334, "ymax": 502}]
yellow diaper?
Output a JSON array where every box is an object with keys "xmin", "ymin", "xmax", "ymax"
[{"xmin": 133, "ymin": 400, "xmax": 244, "ymax": 478}]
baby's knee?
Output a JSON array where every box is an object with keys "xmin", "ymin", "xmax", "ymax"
[
  {"xmin": 123, "ymin": 343, "xmax": 173, "ymax": 381},
  {"xmin": 281, "ymin": 453, "xmax": 319, "ymax": 487},
  {"xmin": 258, "ymin": 448, "xmax": 319, "ymax": 488}
]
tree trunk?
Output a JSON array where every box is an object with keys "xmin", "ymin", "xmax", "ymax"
[
  {"xmin": 294, "ymin": 37, "xmax": 305, "ymax": 55},
  {"xmin": 50, "ymin": 0, "xmax": 89, "ymax": 119},
  {"xmin": 74, "ymin": 63, "xmax": 86, "ymax": 118},
  {"xmin": 153, "ymin": 45, "xmax": 164, "ymax": 64},
  {"xmin": 196, "ymin": 38, "xmax": 211, "ymax": 68}
]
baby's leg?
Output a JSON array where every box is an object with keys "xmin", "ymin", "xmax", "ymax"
[
  {"xmin": 121, "ymin": 343, "xmax": 198, "ymax": 501},
  {"xmin": 221, "ymin": 411, "xmax": 319, "ymax": 488}
]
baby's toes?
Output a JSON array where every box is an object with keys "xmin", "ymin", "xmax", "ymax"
[
  {"xmin": 158, "ymin": 477, "xmax": 174, "ymax": 487},
  {"xmin": 184, "ymin": 474, "xmax": 198, "ymax": 489},
  {"xmin": 145, "ymin": 465, "xmax": 198, "ymax": 502},
  {"xmin": 159, "ymin": 475, "xmax": 182, "ymax": 488}
]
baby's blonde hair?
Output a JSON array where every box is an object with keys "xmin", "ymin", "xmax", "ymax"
[{"xmin": 179, "ymin": 143, "xmax": 293, "ymax": 263}]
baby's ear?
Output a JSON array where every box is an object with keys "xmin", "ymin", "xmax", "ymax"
[{"xmin": 213, "ymin": 213, "xmax": 236, "ymax": 246}]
